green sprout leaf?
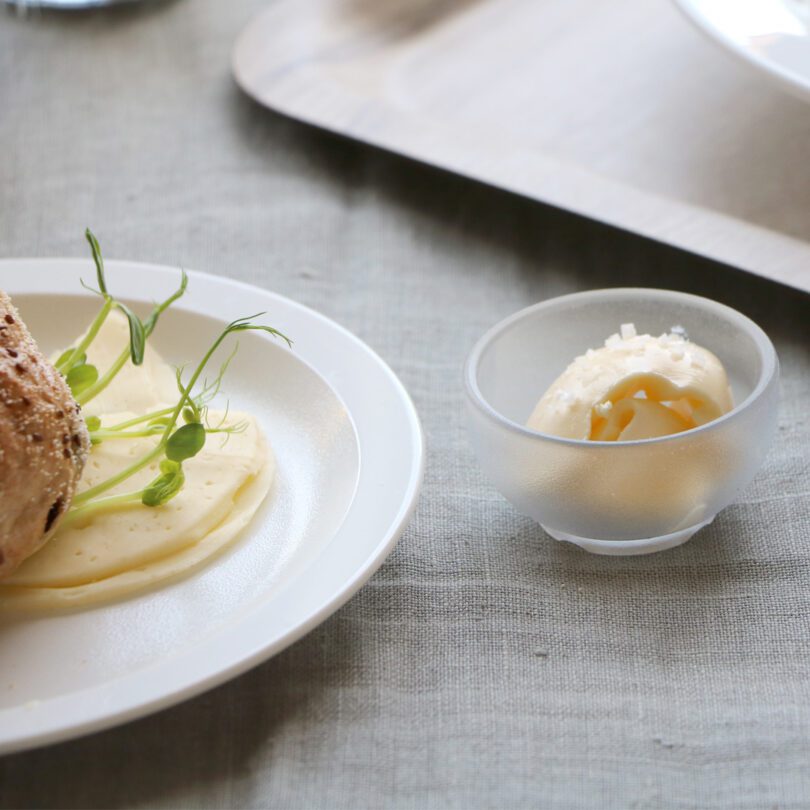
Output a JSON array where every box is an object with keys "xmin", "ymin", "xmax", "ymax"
[
  {"xmin": 86, "ymin": 412, "xmax": 102, "ymax": 446},
  {"xmin": 166, "ymin": 422, "xmax": 206, "ymax": 462},
  {"xmin": 182, "ymin": 406, "xmax": 198, "ymax": 424},
  {"xmin": 115, "ymin": 302, "xmax": 146, "ymax": 366},
  {"xmin": 143, "ymin": 269, "xmax": 188, "ymax": 337},
  {"xmin": 67, "ymin": 363, "xmax": 99, "ymax": 397},
  {"xmin": 85, "ymin": 228, "xmax": 108, "ymax": 295},
  {"xmin": 56, "ymin": 348, "xmax": 75, "ymax": 369},
  {"xmin": 223, "ymin": 314, "xmax": 292, "ymax": 348},
  {"xmin": 56, "ymin": 348, "xmax": 88, "ymax": 375},
  {"xmin": 72, "ymin": 309, "xmax": 289, "ymax": 508},
  {"xmin": 74, "ymin": 267, "xmax": 189, "ymax": 407},
  {"xmin": 141, "ymin": 462, "xmax": 185, "ymax": 508}
]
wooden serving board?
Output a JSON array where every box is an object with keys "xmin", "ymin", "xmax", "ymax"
[{"xmin": 233, "ymin": 0, "xmax": 810, "ymax": 294}]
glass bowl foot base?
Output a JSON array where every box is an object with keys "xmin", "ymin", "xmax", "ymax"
[{"xmin": 542, "ymin": 517, "xmax": 715, "ymax": 556}]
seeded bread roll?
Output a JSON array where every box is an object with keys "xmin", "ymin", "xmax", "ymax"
[{"xmin": 0, "ymin": 291, "xmax": 90, "ymax": 579}]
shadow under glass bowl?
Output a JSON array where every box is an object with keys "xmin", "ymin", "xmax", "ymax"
[{"xmin": 464, "ymin": 288, "xmax": 779, "ymax": 555}]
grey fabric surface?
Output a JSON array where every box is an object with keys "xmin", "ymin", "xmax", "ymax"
[{"xmin": 0, "ymin": 1, "xmax": 809, "ymax": 808}]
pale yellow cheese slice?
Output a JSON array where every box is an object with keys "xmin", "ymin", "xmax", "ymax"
[
  {"xmin": 0, "ymin": 312, "xmax": 275, "ymax": 611},
  {"xmin": 0, "ymin": 446, "xmax": 273, "ymax": 611},
  {"xmin": 4, "ymin": 411, "xmax": 267, "ymax": 588},
  {"xmin": 78, "ymin": 310, "xmax": 178, "ymax": 415}
]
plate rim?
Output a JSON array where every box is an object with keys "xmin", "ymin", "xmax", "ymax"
[
  {"xmin": 673, "ymin": 0, "xmax": 810, "ymax": 103},
  {"xmin": 0, "ymin": 259, "xmax": 425, "ymax": 754}
]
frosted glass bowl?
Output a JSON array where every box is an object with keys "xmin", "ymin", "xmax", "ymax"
[{"xmin": 464, "ymin": 289, "xmax": 779, "ymax": 555}]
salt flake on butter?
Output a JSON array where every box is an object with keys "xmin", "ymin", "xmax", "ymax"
[{"xmin": 527, "ymin": 324, "xmax": 733, "ymax": 441}]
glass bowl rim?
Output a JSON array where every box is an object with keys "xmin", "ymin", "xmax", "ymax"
[{"xmin": 463, "ymin": 287, "xmax": 779, "ymax": 449}]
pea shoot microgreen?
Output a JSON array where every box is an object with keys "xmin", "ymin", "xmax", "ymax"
[
  {"xmin": 57, "ymin": 229, "xmax": 187, "ymax": 406},
  {"xmin": 57, "ymin": 236, "xmax": 291, "ymax": 527}
]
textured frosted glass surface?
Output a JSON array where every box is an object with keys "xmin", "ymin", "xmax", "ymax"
[{"xmin": 467, "ymin": 290, "xmax": 779, "ymax": 542}]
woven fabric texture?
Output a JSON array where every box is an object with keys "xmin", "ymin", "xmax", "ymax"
[{"xmin": 0, "ymin": 2, "xmax": 808, "ymax": 808}]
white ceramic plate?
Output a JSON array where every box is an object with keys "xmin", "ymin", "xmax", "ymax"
[
  {"xmin": 0, "ymin": 260, "xmax": 423, "ymax": 754},
  {"xmin": 674, "ymin": 0, "xmax": 810, "ymax": 101}
]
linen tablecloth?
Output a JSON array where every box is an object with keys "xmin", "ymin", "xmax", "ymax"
[{"xmin": 0, "ymin": 2, "xmax": 809, "ymax": 807}]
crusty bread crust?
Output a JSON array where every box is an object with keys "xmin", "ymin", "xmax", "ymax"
[{"xmin": 0, "ymin": 291, "xmax": 90, "ymax": 579}]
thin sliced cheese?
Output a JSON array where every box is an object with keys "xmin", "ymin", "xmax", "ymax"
[{"xmin": 0, "ymin": 313, "xmax": 274, "ymax": 611}]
